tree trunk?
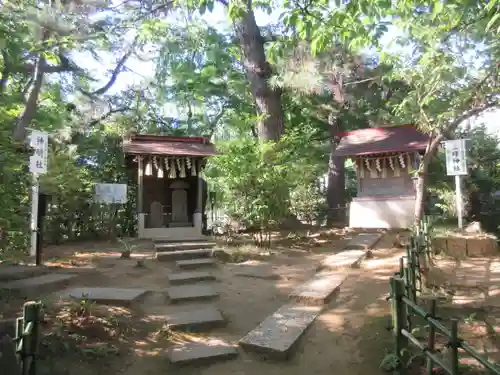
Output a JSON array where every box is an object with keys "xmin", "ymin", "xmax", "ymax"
[
  {"xmin": 233, "ymin": 1, "xmax": 284, "ymax": 141},
  {"xmin": 326, "ymin": 114, "xmax": 345, "ymax": 226}
]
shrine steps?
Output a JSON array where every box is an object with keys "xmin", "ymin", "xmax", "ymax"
[
  {"xmin": 154, "ymin": 241, "xmax": 216, "ymax": 252},
  {"xmin": 156, "ymin": 248, "xmax": 214, "ymax": 261}
]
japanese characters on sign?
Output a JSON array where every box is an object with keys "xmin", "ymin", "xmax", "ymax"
[
  {"xmin": 444, "ymin": 139, "xmax": 468, "ymax": 176},
  {"xmin": 29, "ymin": 130, "xmax": 49, "ymax": 174}
]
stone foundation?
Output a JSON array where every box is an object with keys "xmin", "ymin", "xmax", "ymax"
[{"xmin": 432, "ymin": 235, "xmax": 498, "ymax": 259}]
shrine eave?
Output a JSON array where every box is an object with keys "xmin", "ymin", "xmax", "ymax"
[
  {"xmin": 335, "ymin": 125, "xmax": 429, "ymax": 157},
  {"xmin": 123, "ymin": 134, "xmax": 218, "ymax": 157}
]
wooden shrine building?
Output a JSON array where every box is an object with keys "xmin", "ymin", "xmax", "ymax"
[
  {"xmin": 335, "ymin": 125, "xmax": 429, "ymax": 229},
  {"xmin": 123, "ymin": 134, "xmax": 217, "ymax": 240}
]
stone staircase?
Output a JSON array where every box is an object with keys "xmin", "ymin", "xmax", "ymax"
[{"xmin": 154, "ymin": 239, "xmax": 217, "ymax": 263}]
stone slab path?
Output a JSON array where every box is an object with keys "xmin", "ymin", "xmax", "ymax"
[
  {"xmin": 0, "ymin": 265, "xmax": 48, "ymax": 281},
  {"xmin": 289, "ymin": 271, "xmax": 347, "ymax": 305},
  {"xmin": 165, "ymin": 305, "xmax": 225, "ymax": 330},
  {"xmin": 58, "ymin": 287, "xmax": 148, "ymax": 305},
  {"xmin": 232, "ymin": 263, "xmax": 280, "ymax": 280},
  {"xmin": 1, "ymin": 273, "xmax": 77, "ymax": 291},
  {"xmin": 168, "ymin": 284, "xmax": 219, "ymax": 303},
  {"xmin": 168, "ymin": 338, "xmax": 238, "ymax": 365},
  {"xmin": 155, "ymin": 241, "xmax": 216, "ymax": 251},
  {"xmin": 156, "ymin": 249, "xmax": 213, "ymax": 261},
  {"xmin": 176, "ymin": 258, "xmax": 215, "ymax": 269},
  {"xmin": 168, "ymin": 271, "xmax": 215, "ymax": 285},
  {"xmin": 237, "ymin": 232, "xmax": 384, "ymax": 361},
  {"xmin": 239, "ymin": 303, "xmax": 323, "ymax": 359}
]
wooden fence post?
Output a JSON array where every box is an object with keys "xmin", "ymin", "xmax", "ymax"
[
  {"xmin": 391, "ymin": 277, "xmax": 408, "ymax": 364},
  {"xmin": 450, "ymin": 319, "xmax": 459, "ymax": 375},
  {"xmin": 426, "ymin": 299, "xmax": 437, "ymax": 375}
]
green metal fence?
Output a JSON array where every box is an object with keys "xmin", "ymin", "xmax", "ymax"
[
  {"xmin": 0, "ymin": 301, "xmax": 43, "ymax": 375},
  {"xmin": 389, "ymin": 226, "xmax": 500, "ymax": 375}
]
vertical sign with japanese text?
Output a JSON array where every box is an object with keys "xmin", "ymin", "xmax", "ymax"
[
  {"xmin": 29, "ymin": 130, "xmax": 48, "ymax": 174},
  {"xmin": 444, "ymin": 139, "xmax": 468, "ymax": 176}
]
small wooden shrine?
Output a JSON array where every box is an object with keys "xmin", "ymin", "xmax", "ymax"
[
  {"xmin": 335, "ymin": 125, "xmax": 429, "ymax": 229},
  {"xmin": 123, "ymin": 134, "xmax": 217, "ymax": 240}
]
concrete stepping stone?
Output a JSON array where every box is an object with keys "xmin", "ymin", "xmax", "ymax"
[
  {"xmin": 239, "ymin": 303, "xmax": 322, "ymax": 359},
  {"xmin": 1, "ymin": 273, "xmax": 77, "ymax": 291},
  {"xmin": 155, "ymin": 241, "xmax": 216, "ymax": 251},
  {"xmin": 319, "ymin": 249, "xmax": 368, "ymax": 270},
  {"xmin": 344, "ymin": 232, "xmax": 382, "ymax": 250},
  {"xmin": 59, "ymin": 287, "xmax": 148, "ymax": 306},
  {"xmin": 176, "ymin": 258, "xmax": 215, "ymax": 269},
  {"xmin": 168, "ymin": 284, "xmax": 218, "ymax": 303},
  {"xmin": 0, "ymin": 265, "xmax": 49, "ymax": 281},
  {"xmin": 232, "ymin": 263, "xmax": 280, "ymax": 280},
  {"xmin": 156, "ymin": 249, "xmax": 212, "ymax": 261},
  {"xmin": 168, "ymin": 271, "xmax": 215, "ymax": 285},
  {"xmin": 165, "ymin": 305, "xmax": 225, "ymax": 330},
  {"xmin": 289, "ymin": 271, "xmax": 347, "ymax": 305},
  {"xmin": 168, "ymin": 338, "xmax": 238, "ymax": 365}
]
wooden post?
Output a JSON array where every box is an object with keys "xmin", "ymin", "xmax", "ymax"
[
  {"xmin": 390, "ymin": 277, "xmax": 407, "ymax": 363},
  {"xmin": 450, "ymin": 319, "xmax": 459, "ymax": 375},
  {"xmin": 426, "ymin": 299, "xmax": 437, "ymax": 375},
  {"xmin": 137, "ymin": 156, "xmax": 144, "ymax": 214}
]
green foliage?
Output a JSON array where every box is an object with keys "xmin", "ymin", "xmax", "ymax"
[
  {"xmin": 207, "ymin": 139, "xmax": 292, "ymax": 244},
  {"xmin": 289, "ymin": 184, "xmax": 326, "ymax": 225}
]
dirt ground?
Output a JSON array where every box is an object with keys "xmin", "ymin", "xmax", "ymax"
[{"xmin": 0, "ymin": 231, "xmax": 441, "ymax": 375}]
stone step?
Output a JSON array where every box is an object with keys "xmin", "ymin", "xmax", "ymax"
[
  {"xmin": 168, "ymin": 338, "xmax": 238, "ymax": 365},
  {"xmin": 156, "ymin": 249, "xmax": 213, "ymax": 261},
  {"xmin": 168, "ymin": 284, "xmax": 219, "ymax": 303},
  {"xmin": 289, "ymin": 271, "xmax": 347, "ymax": 305},
  {"xmin": 165, "ymin": 305, "xmax": 225, "ymax": 331},
  {"xmin": 318, "ymin": 249, "xmax": 368, "ymax": 271},
  {"xmin": 0, "ymin": 265, "xmax": 49, "ymax": 281},
  {"xmin": 1, "ymin": 273, "xmax": 77, "ymax": 292},
  {"xmin": 57, "ymin": 287, "xmax": 149, "ymax": 306},
  {"xmin": 154, "ymin": 241, "xmax": 216, "ymax": 251},
  {"xmin": 239, "ymin": 303, "xmax": 322, "ymax": 360},
  {"xmin": 176, "ymin": 258, "xmax": 216, "ymax": 269},
  {"xmin": 344, "ymin": 232, "xmax": 382, "ymax": 250},
  {"xmin": 168, "ymin": 271, "xmax": 216, "ymax": 285}
]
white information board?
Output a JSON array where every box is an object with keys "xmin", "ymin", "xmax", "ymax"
[
  {"xmin": 444, "ymin": 139, "xmax": 468, "ymax": 176},
  {"xmin": 29, "ymin": 130, "xmax": 49, "ymax": 174},
  {"xmin": 94, "ymin": 183, "xmax": 128, "ymax": 204}
]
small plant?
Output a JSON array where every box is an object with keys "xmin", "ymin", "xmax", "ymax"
[
  {"xmin": 380, "ymin": 353, "xmax": 401, "ymax": 373},
  {"xmin": 134, "ymin": 259, "xmax": 146, "ymax": 268},
  {"xmin": 68, "ymin": 293, "xmax": 95, "ymax": 317},
  {"xmin": 118, "ymin": 238, "xmax": 137, "ymax": 259}
]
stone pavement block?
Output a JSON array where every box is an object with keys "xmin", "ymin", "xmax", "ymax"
[
  {"xmin": 232, "ymin": 264, "xmax": 280, "ymax": 280},
  {"xmin": 168, "ymin": 271, "xmax": 215, "ymax": 285},
  {"xmin": 289, "ymin": 271, "xmax": 347, "ymax": 305},
  {"xmin": 239, "ymin": 303, "xmax": 322, "ymax": 360},
  {"xmin": 2, "ymin": 273, "xmax": 77, "ymax": 291},
  {"xmin": 156, "ymin": 249, "xmax": 212, "ymax": 261},
  {"xmin": 0, "ymin": 265, "xmax": 49, "ymax": 281},
  {"xmin": 168, "ymin": 338, "xmax": 238, "ymax": 365},
  {"xmin": 155, "ymin": 241, "xmax": 216, "ymax": 251},
  {"xmin": 168, "ymin": 284, "xmax": 218, "ymax": 303},
  {"xmin": 319, "ymin": 249, "xmax": 367, "ymax": 270},
  {"xmin": 59, "ymin": 287, "xmax": 148, "ymax": 305},
  {"xmin": 166, "ymin": 305, "xmax": 225, "ymax": 330},
  {"xmin": 176, "ymin": 258, "xmax": 215, "ymax": 269},
  {"xmin": 344, "ymin": 233, "xmax": 382, "ymax": 250}
]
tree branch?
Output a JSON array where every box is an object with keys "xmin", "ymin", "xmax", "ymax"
[{"xmin": 88, "ymin": 106, "xmax": 131, "ymax": 127}]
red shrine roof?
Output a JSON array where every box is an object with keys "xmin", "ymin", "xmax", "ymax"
[
  {"xmin": 334, "ymin": 125, "xmax": 429, "ymax": 157},
  {"xmin": 123, "ymin": 134, "xmax": 217, "ymax": 157}
]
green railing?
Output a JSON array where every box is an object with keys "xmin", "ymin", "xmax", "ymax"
[
  {"xmin": 389, "ymin": 226, "xmax": 500, "ymax": 375},
  {"xmin": 0, "ymin": 301, "xmax": 42, "ymax": 375}
]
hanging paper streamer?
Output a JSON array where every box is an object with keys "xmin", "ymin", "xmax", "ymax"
[
  {"xmin": 191, "ymin": 159, "xmax": 197, "ymax": 176},
  {"xmin": 381, "ymin": 158, "xmax": 387, "ymax": 178},
  {"xmin": 185, "ymin": 157, "xmax": 192, "ymax": 170},
  {"xmin": 388, "ymin": 156, "xmax": 395, "ymax": 171},
  {"xmin": 144, "ymin": 158, "xmax": 152, "ymax": 176},
  {"xmin": 169, "ymin": 158, "xmax": 176, "ymax": 179},
  {"xmin": 164, "ymin": 157, "xmax": 170, "ymax": 171},
  {"xmin": 357, "ymin": 159, "xmax": 364, "ymax": 178},
  {"xmin": 375, "ymin": 158, "xmax": 382, "ymax": 172},
  {"xmin": 179, "ymin": 158, "xmax": 186, "ymax": 178},
  {"xmin": 153, "ymin": 157, "xmax": 163, "ymax": 178},
  {"xmin": 398, "ymin": 154, "xmax": 406, "ymax": 169}
]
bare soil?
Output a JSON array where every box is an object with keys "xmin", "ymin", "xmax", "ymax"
[{"xmin": 0, "ymin": 231, "xmax": 421, "ymax": 375}]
